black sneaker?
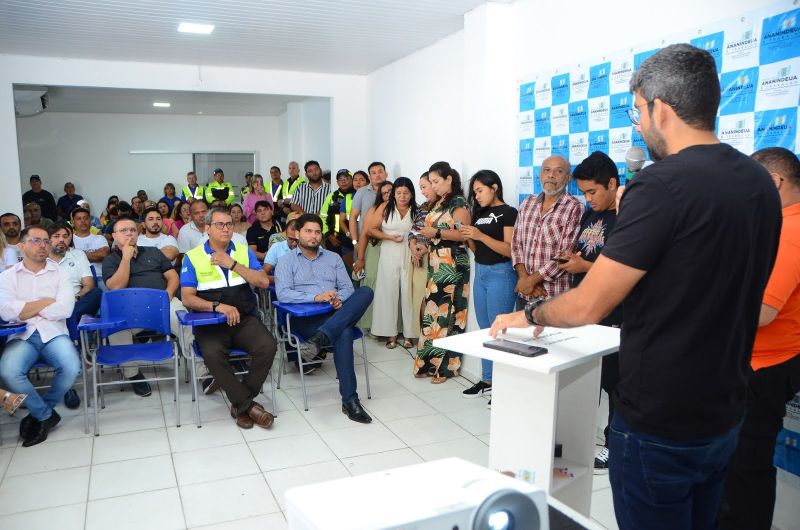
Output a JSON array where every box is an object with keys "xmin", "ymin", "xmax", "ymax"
[
  {"xmin": 128, "ymin": 371, "xmax": 152, "ymax": 397},
  {"xmin": 63, "ymin": 389, "xmax": 80, "ymax": 409},
  {"xmin": 462, "ymin": 381, "xmax": 492, "ymax": 399},
  {"xmin": 594, "ymin": 446, "xmax": 609, "ymax": 470}
]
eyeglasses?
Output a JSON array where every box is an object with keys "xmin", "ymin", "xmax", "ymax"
[
  {"xmin": 210, "ymin": 222, "xmax": 234, "ymax": 230},
  {"xmin": 115, "ymin": 227, "xmax": 138, "ymax": 234},
  {"xmin": 25, "ymin": 237, "xmax": 51, "ymax": 246},
  {"xmin": 627, "ymin": 107, "xmax": 641, "ymax": 126},
  {"xmin": 287, "ymin": 237, "xmax": 299, "ymax": 243}
]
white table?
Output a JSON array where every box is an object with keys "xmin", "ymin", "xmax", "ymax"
[{"xmin": 434, "ymin": 325, "xmax": 620, "ymax": 516}]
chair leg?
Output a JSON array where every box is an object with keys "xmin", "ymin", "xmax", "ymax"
[
  {"xmin": 80, "ymin": 331, "xmax": 90, "ymax": 435},
  {"xmin": 276, "ymin": 341, "xmax": 284, "ymax": 389},
  {"xmin": 188, "ymin": 350, "xmax": 201, "ymax": 427},
  {"xmin": 270, "ymin": 370, "xmax": 278, "ymax": 418},
  {"xmin": 298, "ymin": 347, "xmax": 309, "ymax": 411},
  {"xmin": 174, "ymin": 345, "xmax": 180, "ymax": 428},
  {"xmin": 92, "ymin": 356, "xmax": 99, "ymax": 436},
  {"xmin": 361, "ymin": 334, "xmax": 371, "ymax": 399}
]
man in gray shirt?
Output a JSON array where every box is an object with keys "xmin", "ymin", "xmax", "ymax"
[
  {"xmin": 274, "ymin": 213, "xmax": 374, "ymax": 424},
  {"xmin": 348, "ymin": 161, "xmax": 388, "ymax": 250}
]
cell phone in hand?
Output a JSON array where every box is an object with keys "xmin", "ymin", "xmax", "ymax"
[
  {"xmin": 483, "ymin": 339, "xmax": 548, "ymax": 357},
  {"xmin": 551, "ymin": 256, "xmax": 569, "ymax": 264},
  {"xmin": 454, "ymin": 222, "xmax": 463, "ymax": 229}
]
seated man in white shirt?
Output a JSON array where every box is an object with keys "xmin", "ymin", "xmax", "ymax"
[
  {"xmin": 137, "ymin": 207, "xmax": 179, "ymax": 263},
  {"xmin": 0, "ymin": 226, "xmax": 81, "ymax": 446},
  {"xmin": 178, "ymin": 200, "xmax": 247, "ymax": 254},
  {"xmin": 71, "ymin": 207, "xmax": 110, "ymax": 283}
]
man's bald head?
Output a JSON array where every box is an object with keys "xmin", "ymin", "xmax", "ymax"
[{"xmin": 539, "ymin": 156, "xmax": 571, "ymax": 197}]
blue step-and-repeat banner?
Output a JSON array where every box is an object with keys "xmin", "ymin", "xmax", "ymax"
[{"xmin": 517, "ymin": 0, "xmax": 800, "ymax": 203}]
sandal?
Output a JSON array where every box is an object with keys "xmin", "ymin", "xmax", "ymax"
[
  {"xmin": 431, "ymin": 376, "xmax": 448, "ymax": 384},
  {"xmin": 414, "ymin": 372, "xmax": 430, "ymax": 378},
  {"xmin": 2, "ymin": 391, "xmax": 27, "ymax": 415},
  {"xmin": 386, "ymin": 337, "xmax": 397, "ymax": 349},
  {"xmin": 402, "ymin": 338, "xmax": 414, "ymax": 349}
]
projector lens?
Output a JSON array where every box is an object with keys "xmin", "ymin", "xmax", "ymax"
[{"xmin": 487, "ymin": 510, "xmax": 512, "ymax": 530}]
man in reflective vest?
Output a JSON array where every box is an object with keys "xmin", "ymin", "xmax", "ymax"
[
  {"xmin": 205, "ymin": 169, "xmax": 235, "ymax": 207},
  {"xmin": 180, "ymin": 207, "xmax": 277, "ymax": 429},
  {"xmin": 278, "ymin": 161, "xmax": 307, "ymax": 220},
  {"xmin": 181, "ymin": 171, "xmax": 205, "ymax": 203},
  {"xmin": 320, "ymin": 169, "xmax": 356, "ymax": 269}
]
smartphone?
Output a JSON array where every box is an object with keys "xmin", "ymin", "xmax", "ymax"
[
  {"xmin": 551, "ymin": 256, "xmax": 569, "ymax": 264},
  {"xmin": 483, "ymin": 339, "xmax": 548, "ymax": 357},
  {"xmin": 454, "ymin": 222, "xmax": 463, "ymax": 229}
]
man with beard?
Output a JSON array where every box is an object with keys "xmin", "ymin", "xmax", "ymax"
[
  {"xmin": 1, "ymin": 212, "xmax": 22, "ymax": 264},
  {"xmin": 490, "ymin": 43, "xmax": 781, "ymax": 530},
  {"xmin": 23, "ymin": 202, "xmax": 54, "ymax": 230},
  {"xmin": 137, "ymin": 207, "xmax": 179, "ymax": 263},
  {"xmin": 274, "ymin": 214, "xmax": 373, "ymax": 423},
  {"xmin": 48, "ymin": 222, "xmax": 101, "ymax": 409},
  {"xmin": 320, "ymin": 170, "xmax": 356, "ymax": 267},
  {"xmin": 0, "ymin": 226, "xmax": 80, "ymax": 446},
  {"xmin": 511, "ymin": 155, "xmax": 582, "ymax": 306},
  {"xmin": 290, "ymin": 160, "xmax": 330, "ymax": 216},
  {"xmin": 71, "ymin": 207, "xmax": 110, "ymax": 281}
]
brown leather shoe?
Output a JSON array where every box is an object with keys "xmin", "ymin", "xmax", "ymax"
[
  {"xmin": 230, "ymin": 405, "xmax": 254, "ymax": 429},
  {"xmin": 246, "ymin": 402, "xmax": 274, "ymax": 429}
]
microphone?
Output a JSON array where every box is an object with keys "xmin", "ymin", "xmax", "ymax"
[{"xmin": 624, "ymin": 146, "xmax": 646, "ymax": 183}]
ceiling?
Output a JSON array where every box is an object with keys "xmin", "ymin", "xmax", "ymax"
[
  {"xmin": 0, "ymin": 0, "xmax": 503, "ymax": 75},
  {"xmin": 15, "ymin": 85, "xmax": 317, "ymax": 116}
]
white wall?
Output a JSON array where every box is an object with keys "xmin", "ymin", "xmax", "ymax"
[
  {"xmin": 15, "ymin": 112, "xmax": 281, "ymax": 211},
  {"xmin": 0, "ymin": 54, "xmax": 367, "ymax": 216}
]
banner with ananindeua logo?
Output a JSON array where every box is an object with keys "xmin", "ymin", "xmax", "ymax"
[{"xmin": 516, "ymin": 0, "xmax": 800, "ymax": 203}]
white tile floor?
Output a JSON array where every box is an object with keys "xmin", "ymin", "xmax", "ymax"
[{"xmin": 0, "ymin": 336, "xmax": 619, "ymax": 529}]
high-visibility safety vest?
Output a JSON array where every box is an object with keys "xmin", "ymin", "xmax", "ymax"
[
  {"xmin": 182, "ymin": 185, "xmax": 205, "ymax": 201},
  {"xmin": 320, "ymin": 190, "xmax": 354, "ymax": 234},
  {"xmin": 186, "ymin": 243, "xmax": 249, "ymax": 291},
  {"xmin": 205, "ymin": 181, "xmax": 235, "ymax": 206},
  {"xmin": 281, "ymin": 176, "xmax": 307, "ymax": 198}
]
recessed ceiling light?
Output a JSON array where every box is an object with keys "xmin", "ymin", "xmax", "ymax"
[
  {"xmin": 197, "ymin": 111, "xmax": 203, "ymax": 115},
  {"xmin": 178, "ymin": 22, "xmax": 215, "ymax": 34},
  {"xmin": 153, "ymin": 102, "xmax": 171, "ymax": 108}
]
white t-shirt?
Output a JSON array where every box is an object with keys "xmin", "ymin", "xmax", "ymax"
[
  {"xmin": 2, "ymin": 247, "xmax": 20, "ymax": 270},
  {"xmin": 53, "ymin": 248, "xmax": 92, "ymax": 296},
  {"xmin": 177, "ymin": 222, "xmax": 246, "ymax": 253},
  {"xmin": 72, "ymin": 233, "xmax": 110, "ymax": 275},
  {"xmin": 138, "ymin": 233, "xmax": 179, "ymax": 264}
]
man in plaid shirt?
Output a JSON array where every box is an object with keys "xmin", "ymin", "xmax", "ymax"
[{"xmin": 511, "ymin": 155, "xmax": 582, "ymax": 305}]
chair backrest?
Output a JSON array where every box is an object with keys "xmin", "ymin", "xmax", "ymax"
[
  {"xmin": 100, "ymin": 288, "xmax": 171, "ymax": 338},
  {"xmin": 90, "ymin": 264, "xmax": 99, "ymax": 285}
]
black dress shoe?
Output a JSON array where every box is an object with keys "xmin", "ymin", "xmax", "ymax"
[
  {"xmin": 64, "ymin": 389, "xmax": 80, "ymax": 409},
  {"xmin": 342, "ymin": 400, "xmax": 372, "ymax": 424},
  {"xmin": 19, "ymin": 413, "xmax": 38, "ymax": 439},
  {"xmin": 128, "ymin": 371, "xmax": 152, "ymax": 397},
  {"xmin": 22, "ymin": 411, "xmax": 61, "ymax": 447}
]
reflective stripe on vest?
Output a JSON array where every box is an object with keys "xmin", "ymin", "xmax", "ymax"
[
  {"xmin": 186, "ymin": 243, "xmax": 249, "ymax": 291},
  {"xmin": 282, "ymin": 176, "xmax": 306, "ymax": 197},
  {"xmin": 182, "ymin": 185, "xmax": 204, "ymax": 200},
  {"xmin": 206, "ymin": 182, "xmax": 234, "ymax": 204}
]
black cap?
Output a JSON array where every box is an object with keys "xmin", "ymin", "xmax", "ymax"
[
  {"xmin": 336, "ymin": 169, "xmax": 352, "ymax": 178},
  {"xmin": 244, "ymin": 171, "xmax": 254, "ymax": 177},
  {"xmin": 30, "ymin": 174, "xmax": 41, "ymax": 181},
  {"xmin": 213, "ymin": 168, "xmax": 223, "ymax": 174}
]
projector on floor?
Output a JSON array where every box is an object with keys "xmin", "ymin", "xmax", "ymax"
[{"xmin": 285, "ymin": 457, "xmax": 549, "ymax": 530}]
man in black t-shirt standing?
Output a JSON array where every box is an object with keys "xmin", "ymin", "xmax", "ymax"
[
  {"xmin": 490, "ymin": 44, "xmax": 781, "ymax": 530},
  {"xmin": 558, "ymin": 151, "xmax": 622, "ymax": 471}
]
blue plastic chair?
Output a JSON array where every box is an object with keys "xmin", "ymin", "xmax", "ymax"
[
  {"xmin": 84, "ymin": 288, "xmax": 179, "ymax": 435},
  {"xmin": 272, "ymin": 301, "xmax": 371, "ymax": 411},
  {"xmin": 176, "ymin": 310, "xmax": 278, "ymax": 427}
]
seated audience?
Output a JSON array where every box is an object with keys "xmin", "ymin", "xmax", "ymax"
[
  {"xmin": 156, "ymin": 200, "xmax": 179, "ymax": 237},
  {"xmin": 99, "ymin": 195, "xmax": 119, "ymax": 226},
  {"xmin": 48, "ymin": 222, "xmax": 102, "ymax": 325},
  {"xmin": 24, "ymin": 202, "xmax": 54, "ymax": 230},
  {"xmin": 137, "ymin": 190, "xmax": 149, "ymax": 203},
  {"xmin": 275, "ymin": 214, "xmax": 374, "ymax": 424},
  {"xmin": 160, "ymin": 182, "xmax": 179, "ymax": 211},
  {"xmin": 131, "ymin": 196, "xmax": 145, "ymax": 221},
  {"xmin": 242, "ymin": 174, "xmax": 274, "ymax": 224},
  {"xmin": 22, "ymin": 174, "xmax": 57, "ymax": 222},
  {"xmin": 76, "ymin": 200, "xmax": 102, "ymax": 231},
  {"xmin": 0, "ymin": 226, "xmax": 81, "ymax": 446},
  {"xmin": 137, "ymin": 207, "xmax": 179, "ymax": 263},
  {"xmin": 57, "ymin": 182, "xmax": 83, "ymax": 220},
  {"xmin": 263, "ymin": 218, "xmax": 299, "ymax": 278},
  {"xmin": 246, "ymin": 201, "xmax": 281, "ymax": 262},
  {"xmin": 180, "ymin": 207, "xmax": 276, "ymax": 430},
  {"xmin": 0, "ymin": 213, "xmax": 22, "ymax": 266},
  {"xmin": 177, "ymin": 200, "xmax": 246, "ymax": 254},
  {"xmin": 71, "ymin": 207, "xmax": 110, "ymax": 280},
  {"xmin": 175, "ymin": 201, "xmax": 191, "ymax": 231},
  {"xmin": 230, "ymin": 203, "xmax": 249, "ymax": 236}
]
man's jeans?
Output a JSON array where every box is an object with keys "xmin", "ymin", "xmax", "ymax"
[
  {"xmin": 0, "ymin": 331, "xmax": 81, "ymax": 421},
  {"xmin": 609, "ymin": 412, "xmax": 741, "ymax": 530},
  {"xmin": 289, "ymin": 287, "xmax": 373, "ymax": 404}
]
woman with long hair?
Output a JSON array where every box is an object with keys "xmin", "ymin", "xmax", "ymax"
[
  {"xmin": 408, "ymin": 172, "xmax": 437, "ymax": 340},
  {"xmin": 99, "ymin": 195, "xmax": 119, "ymax": 226},
  {"xmin": 242, "ymin": 174, "xmax": 274, "ymax": 224},
  {"xmin": 367, "ymin": 178, "xmax": 418, "ymax": 348},
  {"xmin": 355, "ymin": 180, "xmax": 393, "ymax": 331},
  {"xmin": 156, "ymin": 199, "xmax": 179, "ymax": 237},
  {"xmin": 229, "ymin": 203, "xmax": 249, "ymax": 235},
  {"xmin": 160, "ymin": 182, "xmax": 179, "ymax": 211},
  {"xmin": 413, "ymin": 162, "xmax": 470, "ymax": 384},
  {"xmin": 175, "ymin": 201, "xmax": 191, "ymax": 230},
  {"xmin": 459, "ymin": 170, "xmax": 518, "ymax": 399}
]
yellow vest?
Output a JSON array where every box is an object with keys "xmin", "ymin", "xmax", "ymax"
[
  {"xmin": 186, "ymin": 243, "xmax": 249, "ymax": 291},
  {"xmin": 282, "ymin": 176, "xmax": 306, "ymax": 198},
  {"xmin": 205, "ymin": 182, "xmax": 234, "ymax": 206},
  {"xmin": 182, "ymin": 185, "xmax": 205, "ymax": 201}
]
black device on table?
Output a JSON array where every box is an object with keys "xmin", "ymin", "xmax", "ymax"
[{"xmin": 483, "ymin": 338, "xmax": 548, "ymax": 357}]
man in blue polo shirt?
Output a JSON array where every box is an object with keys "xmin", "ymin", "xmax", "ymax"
[
  {"xmin": 180, "ymin": 207, "xmax": 277, "ymax": 430},
  {"xmin": 274, "ymin": 213, "xmax": 373, "ymax": 424}
]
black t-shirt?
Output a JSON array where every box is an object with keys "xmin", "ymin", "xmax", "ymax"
[
  {"xmin": 246, "ymin": 222, "xmax": 280, "ymax": 253},
  {"xmin": 102, "ymin": 246, "xmax": 173, "ymax": 290},
  {"xmin": 572, "ymin": 208, "xmax": 623, "ymax": 327},
  {"xmin": 22, "ymin": 189, "xmax": 57, "ymax": 221},
  {"xmin": 602, "ymin": 143, "xmax": 781, "ymax": 441},
  {"xmin": 472, "ymin": 204, "xmax": 518, "ymax": 265}
]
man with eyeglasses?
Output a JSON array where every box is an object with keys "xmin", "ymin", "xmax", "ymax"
[
  {"xmin": 0, "ymin": 226, "xmax": 81, "ymax": 446},
  {"xmin": 490, "ymin": 44, "xmax": 781, "ymax": 530},
  {"xmin": 180, "ymin": 207, "xmax": 277, "ymax": 430},
  {"xmin": 177, "ymin": 200, "xmax": 247, "ymax": 254},
  {"xmin": 103, "ymin": 216, "xmax": 189, "ymax": 397},
  {"xmin": 511, "ymin": 155, "xmax": 582, "ymax": 307}
]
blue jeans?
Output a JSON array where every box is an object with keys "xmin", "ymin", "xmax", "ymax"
[
  {"xmin": 473, "ymin": 261, "xmax": 517, "ymax": 382},
  {"xmin": 289, "ymin": 287, "xmax": 373, "ymax": 403},
  {"xmin": 0, "ymin": 331, "xmax": 81, "ymax": 421},
  {"xmin": 608, "ymin": 412, "xmax": 741, "ymax": 530}
]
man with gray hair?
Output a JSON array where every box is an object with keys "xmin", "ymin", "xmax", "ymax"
[
  {"xmin": 511, "ymin": 155, "xmax": 582, "ymax": 306},
  {"xmin": 489, "ymin": 43, "xmax": 781, "ymax": 529}
]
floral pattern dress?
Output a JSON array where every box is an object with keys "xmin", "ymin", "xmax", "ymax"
[{"xmin": 414, "ymin": 195, "xmax": 470, "ymax": 379}]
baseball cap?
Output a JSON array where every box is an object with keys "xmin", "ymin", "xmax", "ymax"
[
  {"xmin": 76, "ymin": 199, "xmax": 89, "ymax": 207},
  {"xmin": 30, "ymin": 174, "xmax": 41, "ymax": 182},
  {"xmin": 213, "ymin": 168, "xmax": 223, "ymax": 174},
  {"xmin": 244, "ymin": 171, "xmax": 254, "ymax": 177},
  {"xmin": 336, "ymin": 169, "xmax": 352, "ymax": 178}
]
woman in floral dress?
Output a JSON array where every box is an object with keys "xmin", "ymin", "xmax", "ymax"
[{"xmin": 413, "ymin": 161, "xmax": 471, "ymax": 384}]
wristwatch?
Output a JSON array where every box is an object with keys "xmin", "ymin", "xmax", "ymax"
[
  {"xmin": 524, "ymin": 298, "xmax": 546, "ymax": 326},
  {"xmin": 435, "ymin": 228, "xmax": 442, "ymax": 240},
  {"xmin": 212, "ymin": 301, "xmax": 220, "ymax": 313}
]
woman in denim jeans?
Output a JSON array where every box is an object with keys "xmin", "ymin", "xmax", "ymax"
[{"xmin": 459, "ymin": 170, "xmax": 517, "ymax": 402}]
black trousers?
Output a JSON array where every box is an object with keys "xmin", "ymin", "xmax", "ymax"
[
  {"xmin": 194, "ymin": 314, "xmax": 277, "ymax": 415},
  {"xmin": 601, "ymin": 351, "xmax": 620, "ymax": 447},
  {"xmin": 719, "ymin": 353, "xmax": 800, "ymax": 530}
]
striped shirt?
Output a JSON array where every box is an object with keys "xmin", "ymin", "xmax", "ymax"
[
  {"xmin": 291, "ymin": 182, "xmax": 330, "ymax": 216},
  {"xmin": 511, "ymin": 192, "xmax": 582, "ymax": 301}
]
